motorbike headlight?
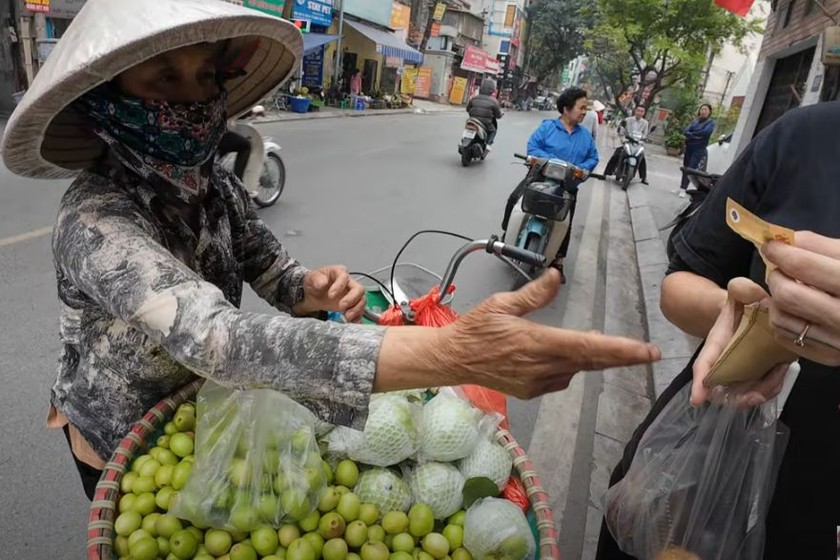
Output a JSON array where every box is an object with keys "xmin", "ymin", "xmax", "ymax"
[{"xmin": 542, "ymin": 161, "xmax": 569, "ymax": 181}]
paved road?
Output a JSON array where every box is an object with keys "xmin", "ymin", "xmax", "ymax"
[{"xmin": 0, "ymin": 110, "xmax": 686, "ymax": 558}]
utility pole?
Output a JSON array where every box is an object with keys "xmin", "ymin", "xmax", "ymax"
[
  {"xmin": 720, "ymin": 70, "xmax": 735, "ymax": 106},
  {"xmin": 332, "ymin": 0, "xmax": 345, "ymax": 86},
  {"xmin": 418, "ymin": 0, "xmax": 438, "ymax": 54}
]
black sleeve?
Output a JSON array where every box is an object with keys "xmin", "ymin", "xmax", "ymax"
[
  {"xmin": 493, "ymin": 101, "xmax": 502, "ymax": 118},
  {"xmin": 666, "ymin": 128, "xmax": 775, "ymax": 287}
]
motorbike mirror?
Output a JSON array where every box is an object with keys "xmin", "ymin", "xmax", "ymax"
[{"xmin": 650, "ymin": 125, "xmax": 657, "ymax": 133}]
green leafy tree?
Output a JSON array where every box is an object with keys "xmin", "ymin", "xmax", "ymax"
[
  {"xmin": 586, "ymin": 0, "xmax": 762, "ymax": 109},
  {"xmin": 527, "ymin": 0, "xmax": 595, "ymax": 83}
]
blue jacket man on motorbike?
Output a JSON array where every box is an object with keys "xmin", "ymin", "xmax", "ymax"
[{"xmin": 502, "ymin": 87, "xmax": 599, "ymax": 284}]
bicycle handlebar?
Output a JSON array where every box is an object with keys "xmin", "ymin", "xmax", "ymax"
[{"xmin": 361, "ymin": 236, "xmax": 545, "ymax": 324}]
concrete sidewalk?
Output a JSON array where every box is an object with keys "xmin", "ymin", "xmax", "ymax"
[{"xmin": 256, "ymin": 98, "xmax": 462, "ymax": 123}]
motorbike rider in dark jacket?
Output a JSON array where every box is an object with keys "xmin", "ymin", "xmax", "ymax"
[{"xmin": 466, "ymin": 79, "xmax": 502, "ymax": 147}]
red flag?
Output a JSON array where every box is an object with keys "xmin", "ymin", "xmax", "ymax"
[{"xmin": 714, "ymin": 0, "xmax": 754, "ymax": 16}]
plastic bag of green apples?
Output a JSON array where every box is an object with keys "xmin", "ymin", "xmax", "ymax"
[{"xmin": 170, "ymin": 382, "xmax": 332, "ymax": 532}]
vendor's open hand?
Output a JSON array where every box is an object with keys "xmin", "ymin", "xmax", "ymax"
[
  {"xmin": 438, "ymin": 268, "xmax": 662, "ymax": 399},
  {"xmin": 295, "ymin": 266, "xmax": 366, "ymax": 322},
  {"xmin": 764, "ymin": 231, "xmax": 840, "ymax": 366},
  {"xmin": 691, "ymin": 277, "xmax": 790, "ymax": 408}
]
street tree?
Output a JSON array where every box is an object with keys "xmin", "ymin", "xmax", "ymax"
[
  {"xmin": 586, "ymin": 0, "xmax": 762, "ymax": 109},
  {"xmin": 527, "ymin": 0, "xmax": 595, "ymax": 84}
]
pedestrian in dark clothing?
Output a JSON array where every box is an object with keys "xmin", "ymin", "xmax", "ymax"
[
  {"xmin": 676, "ymin": 103, "xmax": 715, "ymax": 197},
  {"xmin": 466, "ymin": 78, "xmax": 502, "ymax": 146}
]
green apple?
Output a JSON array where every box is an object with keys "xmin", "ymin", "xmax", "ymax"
[
  {"xmin": 205, "ymin": 528, "xmax": 233, "ymax": 556},
  {"xmin": 392, "ymin": 533, "xmax": 415, "ymax": 554},
  {"xmin": 171, "ymin": 460, "xmax": 193, "ymax": 490},
  {"xmin": 367, "ymin": 525, "xmax": 386, "ymax": 544},
  {"xmin": 173, "ymin": 410, "xmax": 196, "ymax": 432},
  {"xmin": 334, "ymin": 460, "xmax": 360, "ymax": 488},
  {"xmin": 230, "ymin": 542, "xmax": 259, "ymax": 560},
  {"xmin": 128, "ymin": 535, "xmax": 158, "ymax": 560},
  {"xmin": 228, "ymin": 457, "xmax": 252, "ymax": 488},
  {"xmin": 155, "ymin": 486, "xmax": 175, "ymax": 510},
  {"xmin": 163, "ymin": 421, "xmax": 178, "ymax": 436},
  {"xmin": 157, "ymin": 536, "xmax": 171, "ymax": 556},
  {"xmin": 446, "ymin": 511, "xmax": 466, "ymax": 528},
  {"xmin": 154, "ymin": 463, "xmax": 174, "ymax": 487},
  {"xmin": 408, "ymin": 504, "xmax": 434, "ymax": 538},
  {"xmin": 299, "ymin": 510, "xmax": 321, "ymax": 533},
  {"xmin": 278, "ymin": 523, "xmax": 301, "ymax": 548},
  {"xmin": 291, "ymin": 428, "xmax": 312, "ymax": 454},
  {"xmin": 344, "ymin": 520, "xmax": 368, "ymax": 548},
  {"xmin": 114, "ymin": 535, "xmax": 130, "ymax": 557},
  {"xmin": 490, "ymin": 534, "xmax": 529, "ymax": 560},
  {"xmin": 391, "ymin": 552, "xmax": 414, "ymax": 560},
  {"xmin": 421, "ymin": 534, "xmax": 449, "ymax": 560},
  {"xmin": 170, "ymin": 528, "xmax": 199, "ymax": 559},
  {"xmin": 336, "ymin": 492, "xmax": 361, "ymax": 523},
  {"xmin": 156, "ymin": 448, "xmax": 180, "ymax": 467},
  {"xmin": 154, "ymin": 514, "xmax": 183, "ymax": 539},
  {"xmin": 258, "ymin": 493, "xmax": 281, "ymax": 522},
  {"xmin": 138, "ymin": 458, "xmax": 162, "ymax": 479},
  {"xmin": 442, "ymin": 526, "xmax": 463, "ymax": 551},
  {"xmin": 156, "ymin": 435, "xmax": 171, "ymax": 449},
  {"xmin": 132, "ymin": 454, "xmax": 152, "ymax": 474},
  {"xmin": 252, "ymin": 525, "xmax": 280, "ymax": 556},
  {"xmin": 303, "ymin": 532, "xmax": 325, "ymax": 560},
  {"xmin": 118, "ymin": 493, "xmax": 136, "ymax": 513},
  {"xmin": 451, "ymin": 548, "xmax": 472, "ymax": 560},
  {"xmin": 282, "ymin": 486, "xmax": 312, "ymax": 521},
  {"xmin": 319, "ymin": 512, "xmax": 346, "ymax": 540},
  {"xmin": 360, "ymin": 541, "xmax": 390, "ymax": 560},
  {"xmin": 318, "ymin": 487, "xmax": 341, "ymax": 513},
  {"xmin": 382, "ymin": 512, "xmax": 409, "ymax": 535},
  {"xmin": 133, "ymin": 492, "xmax": 156, "ymax": 516},
  {"xmin": 140, "ymin": 512, "xmax": 161, "ymax": 536},
  {"xmin": 169, "ymin": 432, "xmax": 194, "ymax": 458},
  {"xmin": 114, "ymin": 511, "xmax": 142, "ymax": 537},
  {"xmin": 359, "ymin": 504, "xmax": 380, "ymax": 526},
  {"xmin": 347, "ymin": 553, "xmax": 362, "ymax": 560},
  {"xmin": 132, "ymin": 476, "xmax": 156, "ymax": 495},
  {"xmin": 230, "ymin": 504, "xmax": 260, "ymax": 532},
  {"xmin": 121, "ymin": 471, "xmax": 139, "ymax": 494},
  {"xmin": 323, "ymin": 538, "xmax": 349, "ymax": 560},
  {"xmin": 288, "ymin": 538, "xmax": 316, "ymax": 560},
  {"xmin": 322, "ymin": 460, "xmax": 335, "ymax": 485}
]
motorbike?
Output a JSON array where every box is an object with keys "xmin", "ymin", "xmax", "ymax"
[
  {"xmin": 458, "ymin": 117, "xmax": 489, "ymax": 167},
  {"xmin": 662, "ymin": 166, "xmax": 721, "ymax": 260},
  {"xmin": 503, "ymin": 154, "xmax": 597, "ymax": 279},
  {"xmin": 614, "ymin": 125, "xmax": 656, "ymax": 191},
  {"xmin": 219, "ymin": 105, "xmax": 286, "ymax": 208}
]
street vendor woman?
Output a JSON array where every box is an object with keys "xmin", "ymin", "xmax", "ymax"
[{"xmin": 0, "ymin": 0, "xmax": 659, "ymax": 500}]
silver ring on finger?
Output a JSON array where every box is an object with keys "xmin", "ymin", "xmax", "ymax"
[{"xmin": 794, "ymin": 322, "xmax": 811, "ymax": 347}]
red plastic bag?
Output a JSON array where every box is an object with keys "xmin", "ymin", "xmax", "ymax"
[
  {"xmin": 376, "ymin": 285, "xmax": 509, "ymax": 427},
  {"xmin": 503, "ymin": 476, "xmax": 530, "ymax": 512}
]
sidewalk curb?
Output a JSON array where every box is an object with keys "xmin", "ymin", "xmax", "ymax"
[
  {"xmin": 626, "ymin": 183, "xmax": 698, "ymax": 398},
  {"xmin": 256, "ymin": 107, "xmax": 461, "ymax": 124}
]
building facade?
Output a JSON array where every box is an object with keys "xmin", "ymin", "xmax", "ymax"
[{"xmin": 729, "ymin": 0, "xmax": 840, "ymax": 160}]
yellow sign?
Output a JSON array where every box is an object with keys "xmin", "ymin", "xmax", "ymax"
[
  {"xmin": 390, "ymin": 2, "xmax": 411, "ymax": 30},
  {"xmin": 822, "ymin": 26, "xmax": 840, "ymax": 66},
  {"xmin": 414, "ymin": 67, "xmax": 432, "ymax": 99},
  {"xmin": 433, "ymin": 2, "xmax": 447, "ymax": 21},
  {"xmin": 402, "ymin": 68, "xmax": 419, "ymax": 95},
  {"xmin": 449, "ymin": 77, "xmax": 468, "ymax": 105},
  {"xmin": 25, "ymin": 0, "xmax": 50, "ymax": 12}
]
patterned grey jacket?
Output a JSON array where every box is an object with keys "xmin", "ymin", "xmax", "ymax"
[{"xmin": 51, "ymin": 159, "xmax": 384, "ymax": 460}]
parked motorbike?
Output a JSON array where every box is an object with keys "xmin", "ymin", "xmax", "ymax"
[
  {"xmin": 458, "ymin": 117, "xmax": 489, "ymax": 167},
  {"xmin": 502, "ymin": 154, "xmax": 595, "ymax": 278},
  {"xmin": 219, "ymin": 106, "xmax": 286, "ymax": 208},
  {"xmin": 662, "ymin": 166, "xmax": 721, "ymax": 260},
  {"xmin": 614, "ymin": 125, "xmax": 656, "ymax": 191}
]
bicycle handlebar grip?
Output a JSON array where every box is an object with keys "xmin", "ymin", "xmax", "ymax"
[
  {"xmin": 499, "ymin": 245, "xmax": 547, "ymax": 268},
  {"xmin": 514, "ymin": 153, "xmax": 528, "ymax": 160}
]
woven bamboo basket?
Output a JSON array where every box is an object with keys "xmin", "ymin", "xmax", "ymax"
[{"xmin": 87, "ymin": 380, "xmax": 561, "ymax": 560}]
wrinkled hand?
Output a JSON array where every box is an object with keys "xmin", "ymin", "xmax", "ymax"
[
  {"xmin": 437, "ymin": 268, "xmax": 661, "ymax": 399},
  {"xmin": 691, "ymin": 277, "xmax": 789, "ymax": 407},
  {"xmin": 294, "ymin": 266, "xmax": 366, "ymax": 322},
  {"xmin": 764, "ymin": 231, "xmax": 840, "ymax": 366}
]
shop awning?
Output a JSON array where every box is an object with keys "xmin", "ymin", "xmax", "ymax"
[
  {"xmin": 303, "ymin": 33, "xmax": 340, "ymax": 56},
  {"xmin": 345, "ymin": 19, "xmax": 423, "ymax": 64}
]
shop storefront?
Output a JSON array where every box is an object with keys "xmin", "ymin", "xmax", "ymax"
[
  {"xmin": 342, "ymin": 19, "xmax": 422, "ymax": 95},
  {"xmin": 451, "ymin": 45, "xmax": 493, "ymax": 104}
]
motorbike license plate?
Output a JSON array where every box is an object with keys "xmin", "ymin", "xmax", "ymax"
[{"xmin": 462, "ymin": 130, "xmax": 476, "ymax": 139}]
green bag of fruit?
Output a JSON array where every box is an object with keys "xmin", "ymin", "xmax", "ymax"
[{"xmin": 171, "ymin": 382, "xmax": 330, "ymax": 531}]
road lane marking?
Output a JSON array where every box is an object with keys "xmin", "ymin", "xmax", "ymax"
[{"xmin": 0, "ymin": 226, "xmax": 53, "ymax": 248}]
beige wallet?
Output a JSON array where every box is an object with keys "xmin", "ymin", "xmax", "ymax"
[{"xmin": 703, "ymin": 303, "xmax": 798, "ymax": 387}]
